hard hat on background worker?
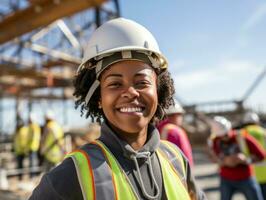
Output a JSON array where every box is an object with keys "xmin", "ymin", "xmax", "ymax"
[
  {"xmin": 77, "ymin": 17, "xmax": 168, "ymax": 106},
  {"xmin": 211, "ymin": 116, "xmax": 232, "ymax": 137},
  {"xmin": 242, "ymin": 112, "xmax": 260, "ymax": 125},
  {"xmin": 29, "ymin": 112, "xmax": 37, "ymax": 123},
  {"xmin": 45, "ymin": 110, "xmax": 55, "ymax": 120},
  {"xmin": 164, "ymin": 99, "xmax": 185, "ymax": 115}
]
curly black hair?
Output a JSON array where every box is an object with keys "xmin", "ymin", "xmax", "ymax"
[{"xmin": 73, "ymin": 62, "xmax": 175, "ymax": 124}]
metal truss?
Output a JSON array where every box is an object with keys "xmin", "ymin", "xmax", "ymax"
[{"xmin": 0, "ymin": 0, "xmax": 120, "ymax": 99}]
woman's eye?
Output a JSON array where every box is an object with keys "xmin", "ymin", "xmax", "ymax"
[
  {"xmin": 136, "ymin": 81, "xmax": 150, "ymax": 87},
  {"xmin": 108, "ymin": 82, "xmax": 122, "ymax": 88}
]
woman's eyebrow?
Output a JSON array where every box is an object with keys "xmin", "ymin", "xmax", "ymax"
[
  {"xmin": 135, "ymin": 70, "xmax": 153, "ymax": 77},
  {"xmin": 103, "ymin": 73, "xmax": 122, "ymax": 81}
]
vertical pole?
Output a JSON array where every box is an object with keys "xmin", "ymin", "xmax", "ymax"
[
  {"xmin": 95, "ymin": 7, "xmax": 101, "ymax": 27},
  {"xmin": 113, "ymin": 0, "xmax": 121, "ymax": 17}
]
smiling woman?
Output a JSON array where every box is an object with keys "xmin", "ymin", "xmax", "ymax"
[{"xmin": 29, "ymin": 18, "xmax": 206, "ymax": 200}]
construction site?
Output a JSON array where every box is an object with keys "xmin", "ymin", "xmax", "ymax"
[{"xmin": 0, "ymin": 0, "xmax": 265, "ymax": 200}]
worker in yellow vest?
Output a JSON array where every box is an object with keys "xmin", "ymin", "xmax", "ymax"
[
  {"xmin": 40, "ymin": 110, "xmax": 64, "ymax": 171},
  {"xmin": 13, "ymin": 119, "xmax": 29, "ymax": 180},
  {"xmin": 28, "ymin": 113, "xmax": 41, "ymax": 177},
  {"xmin": 29, "ymin": 18, "xmax": 206, "ymax": 200},
  {"xmin": 241, "ymin": 112, "xmax": 266, "ymax": 199}
]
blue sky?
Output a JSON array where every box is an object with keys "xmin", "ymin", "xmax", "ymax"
[{"xmin": 119, "ymin": 0, "xmax": 266, "ymax": 110}]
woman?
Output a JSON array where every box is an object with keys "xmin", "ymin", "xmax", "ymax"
[{"xmin": 29, "ymin": 18, "xmax": 206, "ymax": 200}]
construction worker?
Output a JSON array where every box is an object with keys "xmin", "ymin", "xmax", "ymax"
[
  {"xmin": 29, "ymin": 18, "xmax": 206, "ymax": 200},
  {"xmin": 241, "ymin": 112, "xmax": 266, "ymax": 199},
  {"xmin": 208, "ymin": 116, "xmax": 265, "ymax": 200},
  {"xmin": 13, "ymin": 119, "xmax": 29, "ymax": 180},
  {"xmin": 157, "ymin": 99, "xmax": 194, "ymax": 167},
  {"xmin": 28, "ymin": 113, "xmax": 41, "ymax": 177},
  {"xmin": 40, "ymin": 110, "xmax": 65, "ymax": 171}
]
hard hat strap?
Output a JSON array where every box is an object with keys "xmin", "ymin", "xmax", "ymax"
[{"xmin": 85, "ymin": 80, "xmax": 100, "ymax": 106}]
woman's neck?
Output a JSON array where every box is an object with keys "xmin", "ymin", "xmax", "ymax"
[
  {"xmin": 122, "ymin": 131, "xmax": 147, "ymax": 151},
  {"xmin": 108, "ymin": 122, "xmax": 148, "ymax": 151}
]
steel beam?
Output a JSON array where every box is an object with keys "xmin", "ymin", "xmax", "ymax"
[{"xmin": 0, "ymin": 0, "xmax": 106, "ymax": 44}]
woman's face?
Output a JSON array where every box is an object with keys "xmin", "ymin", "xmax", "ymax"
[{"xmin": 100, "ymin": 60, "xmax": 158, "ymax": 135}]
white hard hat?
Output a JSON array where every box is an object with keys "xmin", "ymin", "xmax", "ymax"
[
  {"xmin": 77, "ymin": 18, "xmax": 168, "ymax": 106},
  {"xmin": 45, "ymin": 110, "xmax": 55, "ymax": 120},
  {"xmin": 164, "ymin": 99, "xmax": 185, "ymax": 115},
  {"xmin": 211, "ymin": 116, "xmax": 232, "ymax": 137},
  {"xmin": 243, "ymin": 112, "xmax": 259, "ymax": 124},
  {"xmin": 29, "ymin": 113, "xmax": 37, "ymax": 122}
]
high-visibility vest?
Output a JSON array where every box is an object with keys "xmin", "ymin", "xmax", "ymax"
[
  {"xmin": 243, "ymin": 125, "xmax": 266, "ymax": 183},
  {"xmin": 66, "ymin": 140, "xmax": 191, "ymax": 200},
  {"xmin": 14, "ymin": 126, "xmax": 30, "ymax": 155},
  {"xmin": 236, "ymin": 130, "xmax": 250, "ymax": 157},
  {"xmin": 28, "ymin": 122, "xmax": 41, "ymax": 152},
  {"xmin": 41, "ymin": 121, "xmax": 64, "ymax": 164}
]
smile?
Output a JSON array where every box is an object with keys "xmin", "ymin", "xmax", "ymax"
[{"xmin": 119, "ymin": 107, "xmax": 144, "ymax": 113}]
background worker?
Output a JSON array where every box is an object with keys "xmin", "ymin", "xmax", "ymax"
[
  {"xmin": 29, "ymin": 18, "xmax": 206, "ymax": 200},
  {"xmin": 241, "ymin": 112, "xmax": 266, "ymax": 199},
  {"xmin": 13, "ymin": 119, "xmax": 29, "ymax": 180},
  {"xmin": 157, "ymin": 99, "xmax": 194, "ymax": 166},
  {"xmin": 40, "ymin": 110, "xmax": 64, "ymax": 171},
  {"xmin": 208, "ymin": 116, "xmax": 265, "ymax": 200},
  {"xmin": 28, "ymin": 113, "xmax": 41, "ymax": 177}
]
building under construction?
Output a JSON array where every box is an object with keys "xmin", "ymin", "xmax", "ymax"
[{"xmin": 0, "ymin": 1, "xmax": 265, "ymax": 200}]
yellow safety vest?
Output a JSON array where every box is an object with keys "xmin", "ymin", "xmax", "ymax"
[
  {"xmin": 28, "ymin": 122, "xmax": 41, "ymax": 152},
  {"xmin": 14, "ymin": 126, "xmax": 30, "ymax": 155},
  {"xmin": 42, "ymin": 121, "xmax": 64, "ymax": 164},
  {"xmin": 243, "ymin": 125, "xmax": 266, "ymax": 183},
  {"xmin": 66, "ymin": 140, "xmax": 191, "ymax": 200}
]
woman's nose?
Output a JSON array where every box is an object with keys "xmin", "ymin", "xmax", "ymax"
[{"xmin": 121, "ymin": 86, "xmax": 140, "ymax": 98}]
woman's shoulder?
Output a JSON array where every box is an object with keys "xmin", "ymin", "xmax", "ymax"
[{"xmin": 29, "ymin": 158, "xmax": 82, "ymax": 200}]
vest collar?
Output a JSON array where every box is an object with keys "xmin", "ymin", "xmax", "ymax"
[{"xmin": 99, "ymin": 122, "xmax": 160, "ymax": 159}]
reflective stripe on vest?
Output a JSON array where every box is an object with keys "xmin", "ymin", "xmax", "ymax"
[
  {"xmin": 159, "ymin": 140, "xmax": 187, "ymax": 188},
  {"xmin": 66, "ymin": 140, "xmax": 190, "ymax": 200},
  {"xmin": 157, "ymin": 149, "xmax": 190, "ymax": 200},
  {"xmin": 236, "ymin": 130, "xmax": 250, "ymax": 157},
  {"xmin": 67, "ymin": 149, "xmax": 95, "ymax": 200}
]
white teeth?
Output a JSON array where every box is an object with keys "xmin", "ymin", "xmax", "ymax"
[{"xmin": 120, "ymin": 107, "xmax": 142, "ymax": 113}]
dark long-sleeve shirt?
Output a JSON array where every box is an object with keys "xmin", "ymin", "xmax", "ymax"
[{"xmin": 29, "ymin": 122, "xmax": 206, "ymax": 200}]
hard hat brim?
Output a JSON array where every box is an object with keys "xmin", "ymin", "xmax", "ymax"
[{"xmin": 78, "ymin": 46, "xmax": 168, "ymax": 73}]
